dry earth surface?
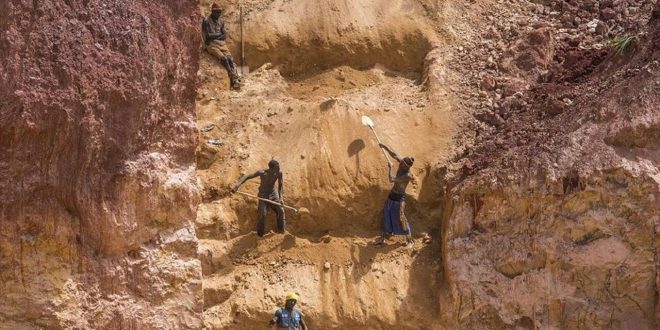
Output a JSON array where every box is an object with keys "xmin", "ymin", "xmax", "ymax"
[
  {"xmin": 0, "ymin": 0, "xmax": 658, "ymax": 329},
  {"xmin": 197, "ymin": 0, "xmax": 659, "ymax": 329}
]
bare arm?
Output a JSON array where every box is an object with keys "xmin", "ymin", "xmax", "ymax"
[
  {"xmin": 379, "ymin": 143, "xmax": 402, "ymax": 162},
  {"xmin": 387, "ymin": 163, "xmax": 395, "ymax": 182},
  {"xmin": 300, "ymin": 317, "xmax": 308, "ymax": 330},
  {"xmin": 231, "ymin": 170, "xmax": 261, "ymax": 192}
]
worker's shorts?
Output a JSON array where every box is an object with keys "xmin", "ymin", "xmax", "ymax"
[
  {"xmin": 206, "ymin": 40, "xmax": 233, "ymax": 61},
  {"xmin": 382, "ymin": 197, "xmax": 410, "ymax": 235}
]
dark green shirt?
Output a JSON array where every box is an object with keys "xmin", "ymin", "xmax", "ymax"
[{"xmin": 202, "ymin": 15, "xmax": 226, "ymax": 44}]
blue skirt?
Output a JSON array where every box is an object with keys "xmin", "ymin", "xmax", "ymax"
[{"xmin": 382, "ymin": 198, "xmax": 411, "ymax": 235}]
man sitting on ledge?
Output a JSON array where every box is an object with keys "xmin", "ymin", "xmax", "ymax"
[{"xmin": 202, "ymin": 3, "xmax": 241, "ymax": 90}]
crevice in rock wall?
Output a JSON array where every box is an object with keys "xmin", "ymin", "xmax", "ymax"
[{"xmin": 196, "ymin": 0, "xmax": 659, "ymax": 328}]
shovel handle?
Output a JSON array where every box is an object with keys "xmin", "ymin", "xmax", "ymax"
[
  {"xmin": 368, "ymin": 126, "xmax": 391, "ymax": 165},
  {"xmin": 236, "ymin": 191, "xmax": 299, "ymax": 213}
]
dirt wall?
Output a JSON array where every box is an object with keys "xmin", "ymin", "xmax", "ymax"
[
  {"xmin": 442, "ymin": 1, "xmax": 659, "ymax": 328},
  {"xmin": 197, "ymin": 0, "xmax": 659, "ymax": 328},
  {"xmin": 206, "ymin": 0, "xmax": 440, "ymax": 78},
  {"xmin": 0, "ymin": 0, "xmax": 202, "ymax": 328}
]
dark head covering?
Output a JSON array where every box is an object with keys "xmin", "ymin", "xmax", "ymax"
[
  {"xmin": 211, "ymin": 3, "xmax": 222, "ymax": 12},
  {"xmin": 268, "ymin": 159, "xmax": 279, "ymax": 169}
]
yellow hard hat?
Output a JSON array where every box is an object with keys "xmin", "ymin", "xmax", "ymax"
[{"xmin": 285, "ymin": 292, "xmax": 299, "ymax": 301}]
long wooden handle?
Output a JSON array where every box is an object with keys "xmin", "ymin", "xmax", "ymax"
[
  {"xmin": 368, "ymin": 126, "xmax": 391, "ymax": 164},
  {"xmin": 236, "ymin": 191, "xmax": 298, "ymax": 213}
]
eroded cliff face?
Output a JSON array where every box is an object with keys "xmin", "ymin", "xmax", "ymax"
[
  {"xmin": 0, "ymin": 1, "xmax": 202, "ymax": 328},
  {"xmin": 445, "ymin": 171, "xmax": 658, "ymax": 329},
  {"xmin": 442, "ymin": 2, "xmax": 660, "ymax": 329}
]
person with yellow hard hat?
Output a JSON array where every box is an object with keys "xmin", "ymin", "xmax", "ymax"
[{"xmin": 269, "ymin": 292, "xmax": 308, "ymax": 330}]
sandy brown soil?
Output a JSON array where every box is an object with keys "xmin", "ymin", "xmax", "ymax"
[
  {"xmin": 195, "ymin": 0, "xmax": 461, "ymax": 328},
  {"xmin": 196, "ymin": 0, "xmax": 659, "ymax": 329}
]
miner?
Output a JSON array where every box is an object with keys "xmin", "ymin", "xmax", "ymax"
[
  {"xmin": 269, "ymin": 292, "xmax": 309, "ymax": 330},
  {"xmin": 202, "ymin": 3, "xmax": 241, "ymax": 89},
  {"xmin": 230, "ymin": 160, "xmax": 286, "ymax": 236},
  {"xmin": 374, "ymin": 143, "xmax": 414, "ymax": 248}
]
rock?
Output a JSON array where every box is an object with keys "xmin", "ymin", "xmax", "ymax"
[
  {"xmin": 475, "ymin": 109, "xmax": 506, "ymax": 127},
  {"xmin": 207, "ymin": 138, "xmax": 223, "ymax": 145},
  {"xmin": 320, "ymin": 98, "xmax": 337, "ymax": 111},
  {"xmin": 486, "ymin": 56, "xmax": 497, "ymax": 69},
  {"xmin": 200, "ymin": 123, "xmax": 216, "ymax": 132},
  {"xmin": 543, "ymin": 96, "xmax": 567, "ymax": 116},
  {"xmin": 595, "ymin": 21, "xmax": 609, "ymax": 34},
  {"xmin": 601, "ymin": 8, "xmax": 616, "ymax": 19},
  {"xmin": 422, "ymin": 233, "xmax": 432, "ymax": 244},
  {"xmin": 480, "ymin": 75, "xmax": 497, "ymax": 91},
  {"xmin": 560, "ymin": 13, "xmax": 574, "ymax": 25}
]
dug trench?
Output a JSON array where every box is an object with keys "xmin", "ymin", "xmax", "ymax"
[
  {"xmin": 195, "ymin": 0, "xmax": 660, "ymax": 329},
  {"xmin": 194, "ymin": 0, "xmax": 459, "ymax": 328}
]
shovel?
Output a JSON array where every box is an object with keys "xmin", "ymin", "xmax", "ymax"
[
  {"xmin": 361, "ymin": 115, "xmax": 391, "ymax": 165},
  {"xmin": 236, "ymin": 191, "xmax": 299, "ymax": 213}
]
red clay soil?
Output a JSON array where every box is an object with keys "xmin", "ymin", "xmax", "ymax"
[
  {"xmin": 461, "ymin": 2, "xmax": 660, "ymax": 182},
  {"xmin": 441, "ymin": 3, "xmax": 659, "ymax": 328},
  {"xmin": 0, "ymin": 1, "xmax": 202, "ymax": 328}
]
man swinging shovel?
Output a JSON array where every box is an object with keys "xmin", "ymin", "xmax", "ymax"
[
  {"xmin": 230, "ymin": 160, "xmax": 298, "ymax": 236},
  {"xmin": 361, "ymin": 116, "xmax": 415, "ymax": 248}
]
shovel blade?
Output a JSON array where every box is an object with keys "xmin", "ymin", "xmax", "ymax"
[{"xmin": 361, "ymin": 115, "xmax": 374, "ymax": 127}]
